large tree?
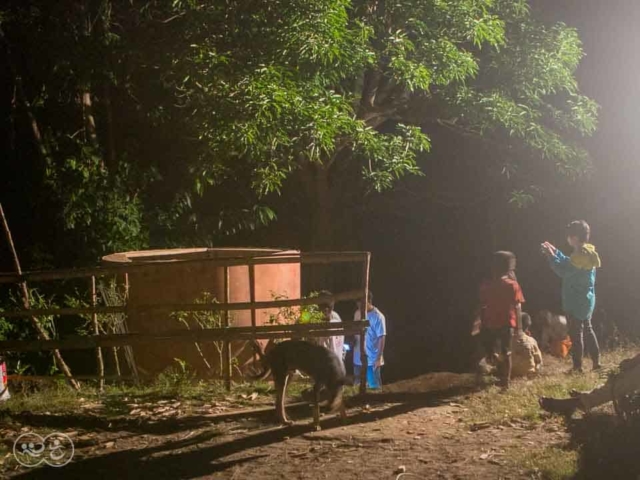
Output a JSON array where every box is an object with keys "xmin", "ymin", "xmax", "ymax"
[
  {"xmin": 162, "ymin": 0, "xmax": 597, "ymax": 249},
  {"xmin": 0, "ymin": 0, "xmax": 597, "ymax": 261}
]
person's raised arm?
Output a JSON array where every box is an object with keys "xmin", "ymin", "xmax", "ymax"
[{"xmin": 542, "ymin": 242, "xmax": 576, "ymax": 278}]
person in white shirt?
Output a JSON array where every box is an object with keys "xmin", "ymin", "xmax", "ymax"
[{"xmin": 317, "ymin": 291, "xmax": 344, "ymax": 361}]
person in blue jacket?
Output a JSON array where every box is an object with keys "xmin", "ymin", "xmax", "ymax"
[{"xmin": 541, "ymin": 220, "xmax": 602, "ymax": 372}]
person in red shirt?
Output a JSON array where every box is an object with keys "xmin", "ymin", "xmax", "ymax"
[{"xmin": 478, "ymin": 251, "xmax": 525, "ymax": 388}]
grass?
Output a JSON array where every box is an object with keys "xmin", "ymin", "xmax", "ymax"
[
  {"xmin": 0, "ymin": 370, "xmax": 317, "ymax": 419},
  {"xmin": 462, "ymin": 344, "xmax": 640, "ymax": 427},
  {"xmin": 461, "ymin": 344, "xmax": 640, "ymax": 480},
  {"xmin": 3, "ymin": 346, "xmax": 637, "ymax": 421},
  {"xmin": 516, "ymin": 445, "xmax": 579, "ymax": 480},
  {"xmin": 462, "ymin": 370, "xmax": 595, "ymax": 426},
  {"xmin": 0, "ymin": 381, "xmax": 85, "ymax": 416}
]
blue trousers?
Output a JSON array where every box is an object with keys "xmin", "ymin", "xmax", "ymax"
[{"xmin": 353, "ymin": 365, "xmax": 382, "ymax": 389}]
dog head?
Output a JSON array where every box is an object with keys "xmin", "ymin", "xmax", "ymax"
[{"xmin": 247, "ymin": 339, "xmax": 279, "ymax": 380}]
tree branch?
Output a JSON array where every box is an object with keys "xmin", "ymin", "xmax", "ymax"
[
  {"xmin": 357, "ymin": 68, "xmax": 381, "ymax": 117},
  {"xmin": 0, "ymin": 26, "xmax": 51, "ymax": 162}
]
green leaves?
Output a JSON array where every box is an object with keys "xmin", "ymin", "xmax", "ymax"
[
  {"xmin": 386, "ymin": 31, "xmax": 433, "ymax": 91},
  {"xmin": 43, "ymin": 143, "xmax": 147, "ymax": 259},
  {"xmin": 160, "ymin": 0, "xmax": 597, "ymax": 222},
  {"xmin": 278, "ymin": 0, "xmax": 374, "ymax": 77},
  {"xmin": 357, "ymin": 124, "xmax": 430, "ymax": 192},
  {"xmin": 439, "ymin": 9, "xmax": 598, "ymax": 185},
  {"xmin": 1, "ymin": 0, "xmax": 598, "ymax": 250}
]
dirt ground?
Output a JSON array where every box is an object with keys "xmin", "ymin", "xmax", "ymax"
[
  {"xmin": 0, "ymin": 371, "xmax": 577, "ymax": 480},
  {"xmin": 5, "ymin": 352, "xmax": 640, "ymax": 480}
]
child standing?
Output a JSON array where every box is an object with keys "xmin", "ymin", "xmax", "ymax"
[
  {"xmin": 353, "ymin": 291, "xmax": 386, "ymax": 390},
  {"xmin": 541, "ymin": 220, "xmax": 602, "ymax": 372},
  {"xmin": 478, "ymin": 251, "xmax": 525, "ymax": 388}
]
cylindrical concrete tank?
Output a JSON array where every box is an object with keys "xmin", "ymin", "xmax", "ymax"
[{"xmin": 101, "ymin": 248, "xmax": 300, "ymax": 377}]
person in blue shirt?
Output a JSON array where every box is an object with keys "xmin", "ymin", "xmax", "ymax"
[
  {"xmin": 352, "ymin": 291, "xmax": 386, "ymax": 390},
  {"xmin": 541, "ymin": 220, "xmax": 602, "ymax": 372}
]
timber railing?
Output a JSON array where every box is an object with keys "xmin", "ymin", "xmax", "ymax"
[{"xmin": 0, "ymin": 251, "xmax": 372, "ymax": 393}]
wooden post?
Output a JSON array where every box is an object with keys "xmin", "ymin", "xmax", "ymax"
[
  {"xmin": 124, "ymin": 273, "xmax": 130, "ymax": 299},
  {"xmin": 248, "ymin": 264, "xmax": 257, "ymax": 366},
  {"xmin": 0, "ymin": 203, "xmax": 80, "ymax": 391},
  {"xmin": 112, "ymin": 347, "xmax": 121, "ymax": 377},
  {"xmin": 359, "ymin": 253, "xmax": 371, "ymax": 395},
  {"xmin": 91, "ymin": 276, "xmax": 105, "ymax": 392},
  {"xmin": 248, "ymin": 265, "xmax": 257, "ymax": 328},
  {"xmin": 123, "ymin": 272, "xmax": 140, "ymax": 385},
  {"xmin": 113, "ymin": 276, "xmax": 121, "ymax": 378},
  {"xmin": 112, "ymin": 277, "xmax": 120, "ymax": 379},
  {"xmin": 223, "ymin": 266, "xmax": 232, "ymax": 391}
]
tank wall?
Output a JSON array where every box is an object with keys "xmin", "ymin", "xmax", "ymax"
[{"xmin": 103, "ymin": 249, "xmax": 300, "ymax": 377}]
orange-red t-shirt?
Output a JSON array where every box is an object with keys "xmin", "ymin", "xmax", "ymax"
[{"xmin": 479, "ymin": 277, "xmax": 525, "ymax": 329}]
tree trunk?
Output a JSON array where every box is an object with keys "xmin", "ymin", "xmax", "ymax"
[
  {"xmin": 300, "ymin": 163, "xmax": 342, "ymax": 293},
  {"xmin": 79, "ymin": 1, "xmax": 100, "ymax": 154},
  {"xmin": 310, "ymin": 164, "xmax": 334, "ymax": 251},
  {"xmin": 99, "ymin": 1, "xmax": 117, "ymax": 170},
  {"xmin": 103, "ymin": 82, "xmax": 117, "ymax": 170},
  {"xmin": 16, "ymin": 76, "xmax": 49, "ymax": 161},
  {"xmin": 9, "ymin": 83, "xmax": 16, "ymax": 150},
  {"xmin": 81, "ymin": 90, "xmax": 99, "ymax": 149},
  {"xmin": 0, "ymin": 26, "xmax": 51, "ymax": 162}
]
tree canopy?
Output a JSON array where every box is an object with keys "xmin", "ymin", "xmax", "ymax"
[{"xmin": 0, "ymin": 0, "xmax": 597, "ymax": 263}]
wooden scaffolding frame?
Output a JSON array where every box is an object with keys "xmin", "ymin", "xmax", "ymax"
[{"xmin": 0, "ymin": 251, "xmax": 372, "ymax": 393}]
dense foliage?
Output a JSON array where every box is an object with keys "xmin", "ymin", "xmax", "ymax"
[{"xmin": 0, "ymin": 0, "xmax": 596, "ymax": 258}]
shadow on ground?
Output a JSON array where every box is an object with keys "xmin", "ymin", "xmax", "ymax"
[
  {"xmin": 9, "ymin": 383, "xmax": 483, "ymax": 479},
  {"xmin": 569, "ymin": 412, "xmax": 640, "ymax": 479}
]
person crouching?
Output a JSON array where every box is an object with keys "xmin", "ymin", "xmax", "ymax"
[{"xmin": 511, "ymin": 313, "xmax": 543, "ymax": 377}]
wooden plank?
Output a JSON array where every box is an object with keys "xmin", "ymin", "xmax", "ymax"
[
  {"xmin": 199, "ymin": 402, "xmax": 310, "ymax": 421},
  {"xmin": 0, "ymin": 322, "xmax": 369, "ymax": 353},
  {"xmin": 0, "ymin": 289, "xmax": 365, "ymax": 319},
  {"xmin": 8, "ymin": 374, "xmax": 139, "ymax": 382},
  {"xmin": 0, "ymin": 305, "xmax": 125, "ymax": 318},
  {"xmin": 0, "ymin": 251, "xmax": 369, "ymax": 284}
]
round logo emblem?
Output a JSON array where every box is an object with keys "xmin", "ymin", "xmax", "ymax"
[{"xmin": 13, "ymin": 432, "xmax": 74, "ymax": 468}]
